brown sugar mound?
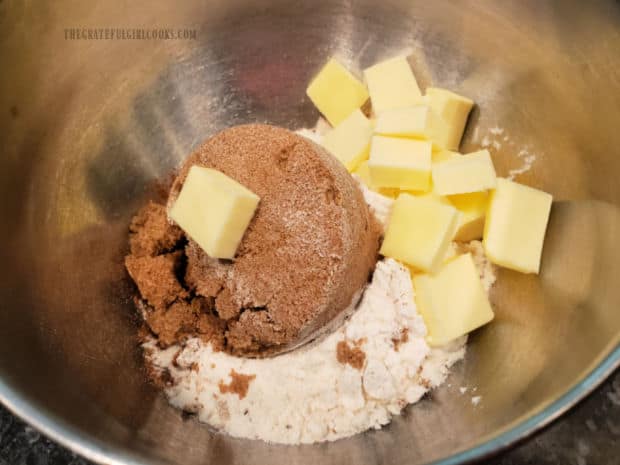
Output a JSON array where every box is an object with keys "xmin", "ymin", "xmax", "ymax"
[{"xmin": 126, "ymin": 124, "xmax": 382, "ymax": 357}]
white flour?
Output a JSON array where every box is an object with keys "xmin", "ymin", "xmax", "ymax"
[
  {"xmin": 508, "ymin": 148, "xmax": 537, "ymax": 180},
  {"xmin": 144, "ymin": 169, "xmax": 497, "ymax": 444},
  {"xmin": 476, "ymin": 124, "xmax": 538, "ymax": 180}
]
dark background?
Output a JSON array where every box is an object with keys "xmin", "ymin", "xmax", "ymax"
[{"xmin": 1, "ymin": 369, "xmax": 618, "ymax": 465}]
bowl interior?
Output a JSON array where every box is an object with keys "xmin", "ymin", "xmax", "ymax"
[{"xmin": 1, "ymin": 0, "xmax": 619, "ymax": 464}]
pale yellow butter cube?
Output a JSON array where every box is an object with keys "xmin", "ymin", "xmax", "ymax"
[
  {"xmin": 170, "ymin": 166, "xmax": 260, "ymax": 260},
  {"xmin": 426, "ymin": 87, "xmax": 474, "ymax": 151},
  {"xmin": 449, "ymin": 191, "xmax": 489, "ymax": 241},
  {"xmin": 374, "ymin": 105, "xmax": 430, "ymax": 137},
  {"xmin": 363, "ymin": 57, "xmax": 422, "ymax": 114},
  {"xmin": 483, "ymin": 178, "xmax": 553, "ymax": 274},
  {"xmin": 432, "ymin": 150, "xmax": 461, "ymax": 163},
  {"xmin": 353, "ymin": 161, "xmax": 399, "ymax": 198},
  {"xmin": 432, "ymin": 149, "xmax": 497, "ymax": 195},
  {"xmin": 353, "ymin": 159, "xmax": 373, "ymax": 186},
  {"xmin": 368, "ymin": 136, "xmax": 432, "ymax": 191},
  {"xmin": 427, "ymin": 150, "xmax": 461, "ymax": 192},
  {"xmin": 413, "ymin": 253, "xmax": 494, "ymax": 346},
  {"xmin": 322, "ymin": 109, "xmax": 373, "ymax": 172},
  {"xmin": 306, "ymin": 58, "xmax": 369, "ymax": 126},
  {"xmin": 380, "ymin": 194, "xmax": 460, "ymax": 272},
  {"xmin": 397, "ymin": 151, "xmax": 459, "ymax": 195},
  {"xmin": 409, "ymin": 191, "xmax": 452, "ymax": 206}
]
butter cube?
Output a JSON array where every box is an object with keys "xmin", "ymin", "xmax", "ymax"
[
  {"xmin": 413, "ymin": 253, "xmax": 494, "ymax": 346},
  {"xmin": 306, "ymin": 58, "xmax": 369, "ymax": 126},
  {"xmin": 449, "ymin": 191, "xmax": 489, "ymax": 241},
  {"xmin": 352, "ymin": 160, "xmax": 372, "ymax": 186},
  {"xmin": 374, "ymin": 105, "xmax": 430, "ymax": 138},
  {"xmin": 170, "ymin": 167, "xmax": 260, "ymax": 260},
  {"xmin": 483, "ymin": 178, "xmax": 553, "ymax": 274},
  {"xmin": 426, "ymin": 88, "xmax": 474, "ymax": 151},
  {"xmin": 432, "ymin": 150, "xmax": 461, "ymax": 163},
  {"xmin": 410, "ymin": 191, "xmax": 452, "ymax": 206},
  {"xmin": 368, "ymin": 136, "xmax": 432, "ymax": 191},
  {"xmin": 432, "ymin": 149, "xmax": 497, "ymax": 195},
  {"xmin": 322, "ymin": 109, "xmax": 373, "ymax": 172},
  {"xmin": 353, "ymin": 160, "xmax": 376, "ymax": 190},
  {"xmin": 353, "ymin": 161, "xmax": 399, "ymax": 198},
  {"xmin": 380, "ymin": 194, "xmax": 460, "ymax": 272},
  {"xmin": 364, "ymin": 57, "xmax": 422, "ymax": 114}
]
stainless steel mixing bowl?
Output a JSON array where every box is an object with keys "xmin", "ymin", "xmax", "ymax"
[{"xmin": 1, "ymin": 0, "xmax": 619, "ymax": 463}]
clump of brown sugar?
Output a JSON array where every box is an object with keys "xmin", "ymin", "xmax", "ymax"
[
  {"xmin": 336, "ymin": 340, "xmax": 366, "ymax": 370},
  {"xmin": 125, "ymin": 124, "xmax": 382, "ymax": 357},
  {"xmin": 128, "ymin": 201, "xmax": 183, "ymax": 257},
  {"xmin": 218, "ymin": 369, "xmax": 256, "ymax": 399},
  {"xmin": 392, "ymin": 328, "xmax": 409, "ymax": 352},
  {"xmin": 125, "ymin": 252, "xmax": 187, "ymax": 310}
]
